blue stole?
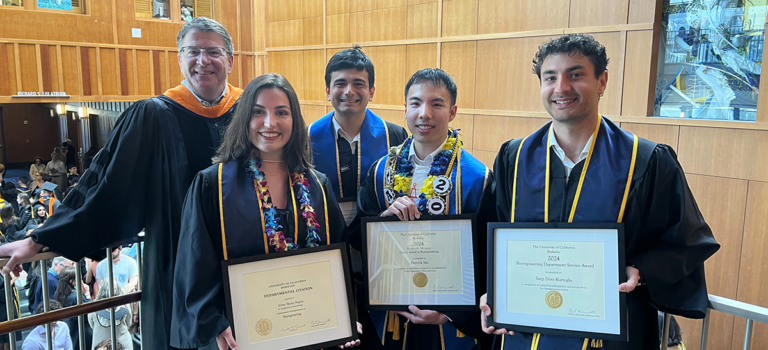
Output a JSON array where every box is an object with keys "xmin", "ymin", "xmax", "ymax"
[
  {"xmin": 309, "ymin": 109, "xmax": 390, "ymax": 199},
  {"xmin": 217, "ymin": 159, "xmax": 331, "ymax": 260},
  {"xmin": 370, "ymin": 148, "xmax": 489, "ymax": 349},
  {"xmin": 503, "ymin": 117, "xmax": 638, "ymax": 350}
]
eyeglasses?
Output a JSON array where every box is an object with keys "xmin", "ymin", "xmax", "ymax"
[{"xmin": 180, "ymin": 46, "xmax": 228, "ymax": 59}]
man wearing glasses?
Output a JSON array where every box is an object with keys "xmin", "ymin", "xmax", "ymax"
[{"xmin": 0, "ymin": 17, "xmax": 243, "ymax": 350}]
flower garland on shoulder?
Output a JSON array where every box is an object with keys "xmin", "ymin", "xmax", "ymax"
[
  {"xmin": 388, "ymin": 128, "xmax": 462, "ymax": 214},
  {"xmin": 248, "ymin": 158, "xmax": 321, "ymax": 252}
]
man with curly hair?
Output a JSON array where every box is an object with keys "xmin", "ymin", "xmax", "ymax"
[{"xmin": 478, "ymin": 34, "xmax": 720, "ymax": 349}]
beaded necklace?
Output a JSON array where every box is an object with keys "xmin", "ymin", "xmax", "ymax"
[
  {"xmin": 384, "ymin": 128, "xmax": 462, "ymax": 215},
  {"xmin": 248, "ymin": 158, "xmax": 321, "ymax": 252}
]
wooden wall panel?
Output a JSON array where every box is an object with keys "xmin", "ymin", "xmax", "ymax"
[
  {"xmin": 685, "ymin": 174, "xmax": 748, "ymax": 350},
  {"xmin": 0, "ymin": 103, "xmax": 62, "ymax": 163},
  {"xmin": 350, "ymin": 0, "xmax": 375, "ymax": 12},
  {"xmin": 587, "ymin": 32, "xmax": 621, "ymax": 116},
  {"xmin": 240, "ymin": 0, "xmax": 254, "ymax": 52},
  {"xmin": 440, "ymin": 41, "xmax": 476, "ymax": 109},
  {"xmin": 99, "ymin": 48, "xmax": 119, "ymax": 96},
  {"xmin": 0, "ymin": 44, "xmax": 12, "ymax": 96},
  {"xmin": 628, "ymin": 0, "xmax": 658, "ymax": 24},
  {"xmin": 18, "ymin": 44, "xmax": 38, "ymax": 92},
  {"xmin": 169, "ymin": 58, "xmax": 184, "ymax": 88},
  {"xmin": 81, "ymin": 47, "xmax": 98, "ymax": 96},
  {"xmin": 153, "ymin": 50, "xmax": 170, "ymax": 95},
  {"xmin": 377, "ymin": 0, "xmax": 407, "ymax": 9},
  {"xmin": 618, "ymin": 123, "xmax": 679, "ymax": 150},
  {"xmin": 406, "ymin": 44, "xmax": 437, "ymax": 78},
  {"xmin": 327, "ymin": 0, "xmax": 349, "ymax": 15},
  {"xmin": 349, "ymin": 11, "xmax": 375, "ymax": 43},
  {"xmin": 303, "ymin": 16, "xmax": 324, "ymax": 46},
  {"xmin": 61, "ymin": 46, "xmax": 79, "ymax": 96},
  {"xmin": 242, "ymin": 56, "xmax": 256, "ymax": 85},
  {"xmin": 477, "ymin": 0, "xmax": 569, "ymax": 34},
  {"xmin": 267, "ymin": 50, "xmax": 304, "ymax": 98},
  {"xmin": 229, "ymin": 54, "xmax": 242, "ymax": 88},
  {"xmin": 266, "ymin": 0, "xmax": 303, "ymax": 22},
  {"xmin": 327, "ymin": 13, "xmax": 350, "ymax": 44},
  {"xmin": 369, "ymin": 108, "xmax": 405, "ymax": 128},
  {"xmin": 475, "ymin": 37, "xmax": 553, "ymax": 112},
  {"xmin": 677, "ymin": 127, "xmax": 768, "ymax": 182},
  {"xmin": 452, "ymin": 114, "xmax": 473, "ymax": 149},
  {"xmin": 621, "ymin": 30, "xmax": 654, "ymax": 116},
  {"xmin": 267, "ymin": 19, "xmax": 304, "ymax": 47},
  {"xmin": 442, "ymin": 0, "xmax": 478, "ymax": 37},
  {"xmin": 304, "ymin": 0, "xmax": 323, "ymax": 17},
  {"xmin": 473, "ymin": 115, "xmax": 548, "ymax": 152},
  {"xmin": 729, "ymin": 181, "xmax": 768, "ymax": 350},
  {"xmin": 136, "ymin": 50, "xmax": 153, "ymax": 96},
  {"xmin": 39, "ymin": 44, "xmax": 59, "ymax": 93},
  {"xmin": 351, "ymin": 7, "xmax": 407, "ymax": 43},
  {"xmin": 406, "ymin": 2, "xmax": 438, "ymax": 39},
  {"xmin": 119, "ymin": 49, "xmax": 134, "ymax": 96},
  {"xmin": 364, "ymin": 45, "xmax": 406, "ymax": 106},
  {"xmin": 301, "ymin": 104, "xmax": 327, "ymax": 124},
  {"xmin": 303, "ymin": 50, "xmax": 326, "ymax": 101},
  {"xmin": 255, "ymin": 0, "xmax": 266, "ymax": 52},
  {"xmin": 569, "ymin": 0, "xmax": 628, "ymax": 27}
]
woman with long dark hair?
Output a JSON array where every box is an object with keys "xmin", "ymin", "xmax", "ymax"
[
  {"xmin": 16, "ymin": 193, "xmax": 33, "ymax": 229},
  {"xmin": 0, "ymin": 205, "xmax": 24, "ymax": 243},
  {"xmin": 170, "ymin": 74, "xmax": 357, "ymax": 349},
  {"xmin": 55, "ymin": 267, "xmax": 93, "ymax": 350}
]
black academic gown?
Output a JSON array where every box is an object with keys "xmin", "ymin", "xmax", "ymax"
[
  {"xmin": 490, "ymin": 138, "xmax": 720, "ymax": 350},
  {"xmin": 170, "ymin": 161, "xmax": 347, "ymax": 348},
  {"xmin": 356, "ymin": 148, "xmax": 497, "ymax": 350},
  {"xmin": 30, "ymin": 91, "xmax": 239, "ymax": 350}
]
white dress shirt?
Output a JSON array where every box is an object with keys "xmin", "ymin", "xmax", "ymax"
[
  {"xmin": 407, "ymin": 137, "xmax": 449, "ymax": 200},
  {"xmin": 548, "ymin": 130, "xmax": 593, "ymax": 184},
  {"xmin": 332, "ymin": 116, "xmax": 360, "ymax": 154}
]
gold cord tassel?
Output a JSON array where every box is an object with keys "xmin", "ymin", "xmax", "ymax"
[
  {"xmin": 590, "ymin": 339, "xmax": 603, "ymax": 348},
  {"xmin": 456, "ymin": 329, "xmax": 465, "ymax": 338},
  {"xmin": 387, "ymin": 311, "xmax": 401, "ymax": 340}
]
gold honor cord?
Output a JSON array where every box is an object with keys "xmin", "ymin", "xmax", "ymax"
[
  {"xmin": 289, "ymin": 173, "xmax": 299, "ymax": 244},
  {"xmin": 510, "ymin": 135, "xmax": 530, "ymax": 223},
  {"xmin": 456, "ymin": 150, "xmax": 463, "ymax": 215},
  {"xmin": 310, "ymin": 170, "xmax": 331, "ymax": 244},
  {"xmin": 255, "ymin": 180, "xmax": 269, "ymax": 254},
  {"xmin": 617, "ymin": 135, "xmax": 639, "ymax": 223},
  {"xmin": 545, "ymin": 125, "xmax": 552, "ymax": 223},
  {"xmin": 565, "ymin": 116, "xmax": 602, "ymax": 223},
  {"xmin": 530, "ymin": 332, "xmax": 541, "ymax": 350},
  {"xmin": 218, "ymin": 163, "xmax": 228, "ymax": 261}
]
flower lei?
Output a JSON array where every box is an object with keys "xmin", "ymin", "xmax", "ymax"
[
  {"xmin": 389, "ymin": 128, "xmax": 462, "ymax": 214},
  {"xmin": 248, "ymin": 158, "xmax": 322, "ymax": 252}
]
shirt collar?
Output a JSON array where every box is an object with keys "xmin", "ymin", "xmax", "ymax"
[
  {"xmin": 549, "ymin": 129, "xmax": 593, "ymax": 164},
  {"xmin": 408, "ymin": 136, "xmax": 449, "ymax": 165},
  {"xmin": 331, "ymin": 114, "xmax": 360, "ymax": 144},
  {"xmin": 181, "ymin": 80, "xmax": 227, "ymax": 107}
]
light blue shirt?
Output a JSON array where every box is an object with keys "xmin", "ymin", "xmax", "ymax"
[
  {"xmin": 22, "ymin": 322, "xmax": 73, "ymax": 350},
  {"xmin": 181, "ymin": 80, "xmax": 227, "ymax": 107}
]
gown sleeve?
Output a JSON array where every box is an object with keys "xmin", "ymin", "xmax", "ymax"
[
  {"xmin": 625, "ymin": 144, "xmax": 720, "ymax": 318},
  {"xmin": 317, "ymin": 172, "xmax": 348, "ymax": 245},
  {"xmin": 30, "ymin": 101, "xmax": 161, "ymax": 261},
  {"xmin": 170, "ymin": 170, "xmax": 228, "ymax": 348}
]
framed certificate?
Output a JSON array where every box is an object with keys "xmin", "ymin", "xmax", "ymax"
[
  {"xmin": 487, "ymin": 223, "xmax": 628, "ymax": 342},
  {"xmin": 221, "ymin": 244, "xmax": 359, "ymax": 350},
  {"xmin": 361, "ymin": 214, "xmax": 478, "ymax": 311}
]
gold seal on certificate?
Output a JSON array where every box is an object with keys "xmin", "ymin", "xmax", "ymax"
[
  {"xmin": 413, "ymin": 272, "xmax": 428, "ymax": 288},
  {"xmin": 222, "ymin": 244, "xmax": 359, "ymax": 350},
  {"xmin": 255, "ymin": 318, "xmax": 273, "ymax": 336},
  {"xmin": 545, "ymin": 291, "xmax": 563, "ymax": 309},
  {"xmin": 361, "ymin": 215, "xmax": 479, "ymax": 311}
]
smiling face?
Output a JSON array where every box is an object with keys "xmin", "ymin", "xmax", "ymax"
[
  {"xmin": 539, "ymin": 51, "xmax": 607, "ymax": 126},
  {"xmin": 249, "ymin": 88, "xmax": 294, "ymax": 160},
  {"xmin": 405, "ymin": 83, "xmax": 457, "ymax": 155},
  {"xmin": 36, "ymin": 206, "xmax": 46, "ymax": 217},
  {"xmin": 327, "ymin": 68, "xmax": 375, "ymax": 118},
  {"xmin": 177, "ymin": 29, "xmax": 233, "ymax": 102}
]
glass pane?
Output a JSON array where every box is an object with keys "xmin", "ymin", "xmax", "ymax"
[
  {"xmin": 654, "ymin": 0, "xmax": 765, "ymax": 121},
  {"xmin": 0, "ymin": 0, "xmax": 23, "ymax": 7},
  {"xmin": 152, "ymin": 0, "xmax": 169, "ymax": 19},
  {"xmin": 180, "ymin": 0, "xmax": 194, "ymax": 21},
  {"xmin": 36, "ymin": 0, "xmax": 83, "ymax": 12}
]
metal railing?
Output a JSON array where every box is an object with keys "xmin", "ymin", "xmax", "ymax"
[
  {"xmin": 0, "ymin": 243, "xmax": 144, "ymax": 350},
  {"xmin": 661, "ymin": 294, "xmax": 768, "ymax": 350}
]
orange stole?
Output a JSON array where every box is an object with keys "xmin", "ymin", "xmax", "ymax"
[{"xmin": 162, "ymin": 83, "xmax": 243, "ymax": 118}]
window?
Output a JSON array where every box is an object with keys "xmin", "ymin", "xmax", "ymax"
[
  {"xmin": 36, "ymin": 0, "xmax": 83, "ymax": 12},
  {"xmin": 654, "ymin": 0, "xmax": 765, "ymax": 121},
  {"xmin": 180, "ymin": 0, "xmax": 212, "ymax": 21},
  {"xmin": 135, "ymin": 0, "xmax": 170, "ymax": 19},
  {"xmin": 1, "ymin": 0, "xmax": 23, "ymax": 7}
]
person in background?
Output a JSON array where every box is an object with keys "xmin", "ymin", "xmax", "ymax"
[
  {"xmin": 89, "ymin": 279, "xmax": 133, "ymax": 350},
  {"xmin": 32, "ymin": 256, "xmax": 74, "ymax": 314},
  {"xmin": 29, "ymin": 172, "xmax": 45, "ymax": 197},
  {"xmin": 55, "ymin": 267, "xmax": 93, "ymax": 350},
  {"xmin": 47, "ymin": 151, "xmax": 67, "ymax": 191},
  {"xmin": 16, "ymin": 193, "xmax": 33, "ymax": 230},
  {"xmin": 29, "ymin": 157, "xmax": 46, "ymax": 183},
  {"xmin": 93, "ymin": 340, "xmax": 125, "ymax": 350},
  {"xmin": 0, "ymin": 272, "xmax": 20, "ymax": 350},
  {"xmin": 22, "ymin": 300, "xmax": 73, "ymax": 350},
  {"xmin": 95, "ymin": 246, "xmax": 138, "ymax": 295},
  {"xmin": 38, "ymin": 182, "xmax": 61, "ymax": 216},
  {"xmin": 0, "ymin": 205, "xmax": 25, "ymax": 243},
  {"xmin": 63, "ymin": 140, "xmax": 77, "ymax": 169},
  {"xmin": 16, "ymin": 176, "xmax": 32, "ymax": 196}
]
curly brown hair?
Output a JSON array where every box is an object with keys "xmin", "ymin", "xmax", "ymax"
[{"xmin": 532, "ymin": 34, "xmax": 609, "ymax": 80}]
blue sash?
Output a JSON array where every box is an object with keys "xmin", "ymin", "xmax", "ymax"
[
  {"xmin": 503, "ymin": 117, "xmax": 637, "ymax": 350},
  {"xmin": 217, "ymin": 159, "xmax": 330, "ymax": 260},
  {"xmin": 370, "ymin": 148, "xmax": 489, "ymax": 349},
  {"xmin": 309, "ymin": 109, "xmax": 390, "ymax": 199},
  {"xmin": 513, "ymin": 117, "xmax": 636, "ymax": 223}
]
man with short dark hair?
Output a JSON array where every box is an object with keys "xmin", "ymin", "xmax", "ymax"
[
  {"xmin": 23, "ymin": 300, "xmax": 72, "ymax": 350},
  {"xmin": 358, "ymin": 68, "xmax": 494, "ymax": 350},
  {"xmin": 479, "ymin": 34, "xmax": 720, "ymax": 350},
  {"xmin": 0, "ymin": 17, "xmax": 243, "ymax": 350}
]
